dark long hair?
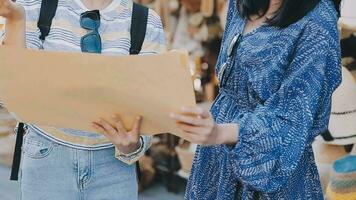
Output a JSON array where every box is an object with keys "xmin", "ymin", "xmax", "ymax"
[{"xmin": 238, "ymin": 0, "xmax": 341, "ymax": 28}]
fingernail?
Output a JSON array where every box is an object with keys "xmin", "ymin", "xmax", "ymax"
[{"xmin": 169, "ymin": 113, "xmax": 175, "ymax": 118}]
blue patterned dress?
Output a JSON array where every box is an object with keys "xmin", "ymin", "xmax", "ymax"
[{"xmin": 185, "ymin": 0, "xmax": 341, "ymax": 199}]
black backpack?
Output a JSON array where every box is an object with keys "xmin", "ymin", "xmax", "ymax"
[{"xmin": 10, "ymin": 0, "xmax": 148, "ymax": 181}]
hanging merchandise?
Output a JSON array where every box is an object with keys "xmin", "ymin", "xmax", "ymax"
[
  {"xmin": 205, "ymin": 17, "xmax": 223, "ymax": 41},
  {"xmin": 188, "ymin": 12, "xmax": 204, "ymax": 27},
  {"xmin": 172, "ymin": 8, "xmax": 204, "ymax": 56},
  {"xmin": 326, "ymin": 146, "xmax": 356, "ymax": 200},
  {"xmin": 180, "ymin": 0, "xmax": 201, "ymax": 12},
  {"xmin": 176, "ymin": 140, "xmax": 197, "ymax": 174},
  {"xmin": 188, "ymin": 12, "xmax": 209, "ymax": 42},
  {"xmin": 166, "ymin": 0, "xmax": 180, "ymax": 32},
  {"xmin": 339, "ymin": 0, "xmax": 356, "ymax": 30},
  {"xmin": 319, "ymin": 67, "xmax": 356, "ymax": 145},
  {"xmin": 218, "ymin": 0, "xmax": 228, "ymax": 29},
  {"xmin": 138, "ymin": 155, "xmax": 156, "ymax": 192},
  {"xmin": 312, "ymin": 139, "xmax": 350, "ymax": 192},
  {"xmin": 169, "ymin": 0, "xmax": 179, "ymax": 11},
  {"xmin": 136, "ymin": 0, "xmax": 172, "ymax": 31},
  {"xmin": 201, "ymin": 0, "xmax": 214, "ymax": 17}
]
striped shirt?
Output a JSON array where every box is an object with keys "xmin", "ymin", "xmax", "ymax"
[{"xmin": 4, "ymin": 0, "xmax": 166, "ymax": 163}]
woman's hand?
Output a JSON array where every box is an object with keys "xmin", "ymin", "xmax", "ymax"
[
  {"xmin": 0, "ymin": 0, "xmax": 25, "ymax": 21},
  {"xmin": 92, "ymin": 115, "xmax": 142, "ymax": 154},
  {"xmin": 170, "ymin": 107, "xmax": 238, "ymax": 145}
]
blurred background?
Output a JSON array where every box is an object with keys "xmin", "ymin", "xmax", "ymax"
[{"xmin": 1, "ymin": 0, "xmax": 356, "ymax": 199}]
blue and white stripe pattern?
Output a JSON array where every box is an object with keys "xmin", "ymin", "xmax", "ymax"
[
  {"xmin": 185, "ymin": 0, "xmax": 341, "ymax": 199},
  {"xmin": 9, "ymin": 0, "xmax": 166, "ymax": 161}
]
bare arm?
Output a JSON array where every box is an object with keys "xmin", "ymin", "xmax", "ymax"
[{"xmin": 0, "ymin": 0, "xmax": 25, "ymax": 47}]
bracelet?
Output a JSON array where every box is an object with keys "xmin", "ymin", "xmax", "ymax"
[{"xmin": 116, "ymin": 136, "xmax": 144, "ymax": 158}]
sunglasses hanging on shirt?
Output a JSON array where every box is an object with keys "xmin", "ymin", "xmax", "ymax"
[{"xmin": 80, "ymin": 10, "xmax": 102, "ymax": 53}]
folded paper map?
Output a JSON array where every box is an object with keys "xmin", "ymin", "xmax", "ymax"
[{"xmin": 0, "ymin": 47, "xmax": 196, "ymax": 136}]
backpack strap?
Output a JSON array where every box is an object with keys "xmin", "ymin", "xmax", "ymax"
[
  {"xmin": 10, "ymin": 123, "xmax": 25, "ymax": 181},
  {"xmin": 37, "ymin": 0, "xmax": 59, "ymax": 41},
  {"xmin": 130, "ymin": 2, "xmax": 149, "ymax": 55}
]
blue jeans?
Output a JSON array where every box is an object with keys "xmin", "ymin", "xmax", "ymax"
[{"xmin": 20, "ymin": 128, "xmax": 138, "ymax": 200}]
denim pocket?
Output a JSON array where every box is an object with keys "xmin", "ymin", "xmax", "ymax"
[{"xmin": 22, "ymin": 129, "xmax": 54, "ymax": 159}]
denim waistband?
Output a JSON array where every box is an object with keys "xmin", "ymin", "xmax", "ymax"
[{"xmin": 27, "ymin": 124, "xmax": 114, "ymax": 151}]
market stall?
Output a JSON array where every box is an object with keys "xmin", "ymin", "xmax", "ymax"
[{"xmin": 0, "ymin": 0, "xmax": 356, "ymax": 199}]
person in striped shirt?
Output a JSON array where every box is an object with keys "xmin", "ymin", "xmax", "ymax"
[{"xmin": 0, "ymin": 0, "xmax": 165, "ymax": 199}]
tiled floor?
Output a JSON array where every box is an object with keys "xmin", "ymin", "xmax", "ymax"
[{"xmin": 0, "ymin": 165, "xmax": 185, "ymax": 200}]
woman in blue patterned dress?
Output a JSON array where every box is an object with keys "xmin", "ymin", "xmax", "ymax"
[{"xmin": 170, "ymin": 0, "xmax": 342, "ymax": 199}]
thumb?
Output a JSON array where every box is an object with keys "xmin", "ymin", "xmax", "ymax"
[{"xmin": 131, "ymin": 116, "xmax": 142, "ymax": 134}]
